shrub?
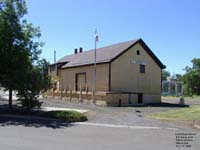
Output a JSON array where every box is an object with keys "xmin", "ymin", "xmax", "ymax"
[
  {"xmin": 41, "ymin": 111, "xmax": 88, "ymax": 122},
  {"xmin": 17, "ymin": 94, "xmax": 43, "ymax": 110},
  {"xmin": 17, "ymin": 60, "xmax": 50, "ymax": 110}
]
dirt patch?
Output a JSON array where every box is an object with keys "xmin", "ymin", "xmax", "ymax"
[{"xmin": 193, "ymin": 121, "xmax": 200, "ymax": 129}]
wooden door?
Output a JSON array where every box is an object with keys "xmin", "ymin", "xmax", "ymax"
[{"xmin": 76, "ymin": 73, "xmax": 86, "ymax": 91}]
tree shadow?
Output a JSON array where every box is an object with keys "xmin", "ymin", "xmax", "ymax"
[
  {"xmin": 0, "ymin": 105, "xmax": 76, "ymax": 129},
  {"xmin": 0, "ymin": 115, "xmax": 74, "ymax": 129}
]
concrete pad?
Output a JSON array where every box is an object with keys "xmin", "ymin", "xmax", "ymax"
[
  {"xmin": 40, "ymin": 106, "xmax": 89, "ymax": 114},
  {"xmin": 0, "ymin": 91, "xmax": 17, "ymax": 100}
]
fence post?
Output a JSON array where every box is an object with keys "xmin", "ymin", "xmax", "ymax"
[
  {"xmin": 92, "ymin": 86, "xmax": 94, "ymax": 103},
  {"xmin": 175, "ymin": 81, "xmax": 178, "ymax": 96},
  {"xmin": 69, "ymin": 86, "xmax": 72, "ymax": 101},
  {"xmin": 52, "ymin": 88, "xmax": 54, "ymax": 98},
  {"xmin": 64, "ymin": 88, "xmax": 67, "ymax": 101},
  {"xmin": 74, "ymin": 84, "xmax": 76, "ymax": 94},
  {"xmin": 79, "ymin": 85, "xmax": 82, "ymax": 102},
  {"xmin": 86, "ymin": 84, "xmax": 88, "ymax": 94},
  {"xmin": 60, "ymin": 89, "xmax": 63, "ymax": 99},
  {"xmin": 168, "ymin": 82, "xmax": 171, "ymax": 96}
]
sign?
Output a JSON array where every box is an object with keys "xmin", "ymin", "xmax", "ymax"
[{"xmin": 130, "ymin": 60, "xmax": 147, "ymax": 65}]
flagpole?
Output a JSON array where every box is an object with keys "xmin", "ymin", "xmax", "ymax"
[{"xmin": 93, "ymin": 30, "xmax": 97, "ymax": 104}]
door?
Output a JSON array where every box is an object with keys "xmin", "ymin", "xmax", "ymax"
[
  {"xmin": 138, "ymin": 93, "xmax": 143, "ymax": 104},
  {"xmin": 76, "ymin": 73, "xmax": 86, "ymax": 91}
]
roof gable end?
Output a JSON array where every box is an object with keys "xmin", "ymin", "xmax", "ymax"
[{"xmin": 110, "ymin": 39, "xmax": 166, "ymax": 69}]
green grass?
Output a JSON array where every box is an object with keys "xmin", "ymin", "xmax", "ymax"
[
  {"xmin": 0, "ymin": 109, "xmax": 88, "ymax": 123},
  {"xmin": 40, "ymin": 110, "xmax": 88, "ymax": 122},
  {"xmin": 148, "ymin": 106, "xmax": 200, "ymax": 121}
]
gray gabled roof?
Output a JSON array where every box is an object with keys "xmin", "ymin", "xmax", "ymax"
[{"xmin": 56, "ymin": 38, "xmax": 166, "ymax": 69}]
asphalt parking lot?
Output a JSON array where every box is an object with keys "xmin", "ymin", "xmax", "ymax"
[
  {"xmin": 0, "ymin": 116, "xmax": 199, "ymax": 150},
  {"xmin": 38, "ymin": 97, "xmax": 199, "ymax": 130},
  {"xmin": 0, "ymin": 96, "xmax": 200, "ymax": 150},
  {"xmin": 1, "ymin": 95, "xmax": 200, "ymax": 130}
]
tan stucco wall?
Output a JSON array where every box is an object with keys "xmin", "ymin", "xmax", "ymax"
[
  {"xmin": 49, "ymin": 69, "xmax": 58, "ymax": 80},
  {"xmin": 106, "ymin": 93, "xmax": 161, "ymax": 106},
  {"xmin": 60, "ymin": 63, "xmax": 109, "ymax": 91},
  {"xmin": 110, "ymin": 43, "xmax": 162, "ymax": 102}
]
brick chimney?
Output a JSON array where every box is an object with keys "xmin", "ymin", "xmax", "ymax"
[
  {"xmin": 74, "ymin": 48, "xmax": 78, "ymax": 54},
  {"xmin": 79, "ymin": 47, "xmax": 83, "ymax": 53}
]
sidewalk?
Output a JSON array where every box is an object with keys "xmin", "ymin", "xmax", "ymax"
[{"xmin": 39, "ymin": 106, "xmax": 89, "ymax": 114}]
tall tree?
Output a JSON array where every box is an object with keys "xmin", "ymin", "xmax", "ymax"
[
  {"xmin": 175, "ymin": 74, "xmax": 183, "ymax": 81},
  {"xmin": 37, "ymin": 59, "xmax": 51, "ymax": 93},
  {"xmin": 162, "ymin": 70, "xmax": 170, "ymax": 81},
  {"xmin": 0, "ymin": 0, "xmax": 42, "ymax": 109},
  {"xmin": 182, "ymin": 58, "xmax": 200, "ymax": 96}
]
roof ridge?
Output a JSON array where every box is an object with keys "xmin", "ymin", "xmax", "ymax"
[
  {"xmin": 58, "ymin": 39, "xmax": 140, "ymax": 62},
  {"xmin": 87, "ymin": 39, "xmax": 139, "ymax": 52}
]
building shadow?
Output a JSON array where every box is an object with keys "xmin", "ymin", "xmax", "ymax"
[
  {"xmin": 111, "ymin": 102, "xmax": 190, "ymax": 108},
  {"xmin": 143, "ymin": 102, "xmax": 189, "ymax": 108}
]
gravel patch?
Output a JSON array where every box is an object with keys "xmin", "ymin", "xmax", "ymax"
[
  {"xmin": 1, "ymin": 97, "xmax": 200, "ymax": 130},
  {"xmin": 38, "ymin": 98, "xmax": 199, "ymax": 130}
]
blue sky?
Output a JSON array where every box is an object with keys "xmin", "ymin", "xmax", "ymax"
[{"xmin": 26, "ymin": 0, "xmax": 200, "ymax": 74}]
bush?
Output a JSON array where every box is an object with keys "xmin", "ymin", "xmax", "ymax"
[
  {"xmin": 17, "ymin": 94, "xmax": 43, "ymax": 110},
  {"xmin": 41, "ymin": 111, "xmax": 88, "ymax": 122},
  {"xmin": 182, "ymin": 58, "xmax": 200, "ymax": 96},
  {"xmin": 17, "ymin": 61, "xmax": 50, "ymax": 110}
]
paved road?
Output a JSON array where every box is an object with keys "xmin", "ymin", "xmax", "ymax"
[
  {"xmin": 0, "ymin": 117, "xmax": 199, "ymax": 150},
  {"xmin": 0, "ymin": 97, "xmax": 200, "ymax": 149}
]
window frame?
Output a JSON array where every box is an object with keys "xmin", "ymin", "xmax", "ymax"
[{"xmin": 140, "ymin": 64, "xmax": 145, "ymax": 73}]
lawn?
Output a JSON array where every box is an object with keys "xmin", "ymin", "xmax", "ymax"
[{"xmin": 148, "ymin": 106, "xmax": 200, "ymax": 121}]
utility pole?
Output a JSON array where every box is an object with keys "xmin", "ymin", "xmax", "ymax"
[
  {"xmin": 93, "ymin": 29, "xmax": 99, "ymax": 104},
  {"xmin": 54, "ymin": 50, "xmax": 56, "ymax": 63}
]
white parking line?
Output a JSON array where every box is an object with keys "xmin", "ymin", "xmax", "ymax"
[{"xmin": 72, "ymin": 122, "xmax": 178, "ymax": 130}]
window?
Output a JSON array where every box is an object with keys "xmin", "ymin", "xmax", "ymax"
[
  {"xmin": 137, "ymin": 50, "xmax": 140, "ymax": 55},
  {"xmin": 140, "ymin": 64, "xmax": 145, "ymax": 73}
]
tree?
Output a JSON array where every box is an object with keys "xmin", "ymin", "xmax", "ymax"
[
  {"xmin": 182, "ymin": 58, "xmax": 200, "ymax": 96},
  {"xmin": 175, "ymin": 74, "xmax": 183, "ymax": 81},
  {"xmin": 162, "ymin": 70, "xmax": 170, "ymax": 81},
  {"xmin": 0, "ymin": 0, "xmax": 42, "ymax": 109},
  {"xmin": 17, "ymin": 61, "xmax": 51, "ymax": 110},
  {"xmin": 37, "ymin": 59, "xmax": 51, "ymax": 93}
]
